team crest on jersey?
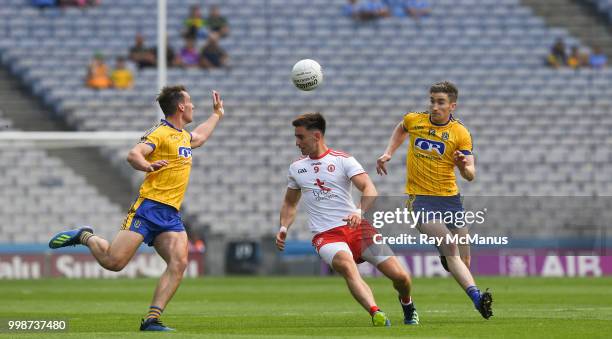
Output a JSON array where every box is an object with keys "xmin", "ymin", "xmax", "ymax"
[
  {"xmin": 131, "ymin": 219, "xmax": 141, "ymax": 229},
  {"xmin": 441, "ymin": 132, "xmax": 449, "ymax": 141},
  {"xmin": 414, "ymin": 137, "xmax": 445, "ymax": 156},
  {"xmin": 178, "ymin": 146, "xmax": 192, "ymax": 158}
]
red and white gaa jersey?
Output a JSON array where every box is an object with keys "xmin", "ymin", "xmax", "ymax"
[{"xmin": 287, "ymin": 148, "xmax": 366, "ymax": 234}]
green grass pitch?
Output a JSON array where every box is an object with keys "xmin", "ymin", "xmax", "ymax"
[{"xmin": 1, "ymin": 277, "xmax": 611, "ymax": 338}]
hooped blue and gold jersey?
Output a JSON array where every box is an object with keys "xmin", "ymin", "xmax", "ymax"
[
  {"xmin": 138, "ymin": 119, "xmax": 192, "ymax": 210},
  {"xmin": 402, "ymin": 112, "xmax": 473, "ymax": 196}
]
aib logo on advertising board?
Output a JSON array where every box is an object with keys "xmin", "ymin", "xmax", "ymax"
[{"xmin": 414, "ymin": 137, "xmax": 445, "ymax": 156}]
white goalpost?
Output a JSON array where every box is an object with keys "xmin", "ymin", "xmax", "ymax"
[{"xmin": 157, "ymin": 0, "xmax": 167, "ymax": 119}]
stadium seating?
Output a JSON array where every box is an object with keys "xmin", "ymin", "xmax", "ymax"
[
  {"xmin": 0, "ymin": 112, "xmax": 124, "ymax": 243},
  {"xmin": 0, "ymin": 0, "xmax": 611, "ymax": 242},
  {"xmin": 0, "ymin": 109, "xmax": 12, "ymax": 131},
  {"xmin": 589, "ymin": 0, "xmax": 612, "ymax": 22}
]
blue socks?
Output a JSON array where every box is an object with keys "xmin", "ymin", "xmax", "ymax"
[{"xmin": 466, "ymin": 285, "xmax": 481, "ymax": 307}]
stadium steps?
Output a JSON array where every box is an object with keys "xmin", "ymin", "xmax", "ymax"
[
  {"xmin": 0, "ymin": 67, "xmax": 65, "ymax": 132},
  {"xmin": 521, "ymin": 0, "xmax": 612, "ymax": 56},
  {"xmin": 0, "ymin": 65, "xmax": 135, "ymax": 208}
]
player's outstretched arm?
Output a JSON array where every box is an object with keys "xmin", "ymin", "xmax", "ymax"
[
  {"xmin": 127, "ymin": 143, "xmax": 168, "ymax": 172},
  {"xmin": 190, "ymin": 90, "xmax": 224, "ymax": 149},
  {"xmin": 344, "ymin": 173, "xmax": 378, "ymax": 227},
  {"xmin": 376, "ymin": 122, "xmax": 408, "ymax": 175},
  {"xmin": 276, "ymin": 188, "xmax": 301, "ymax": 251},
  {"xmin": 453, "ymin": 151, "xmax": 475, "ymax": 181}
]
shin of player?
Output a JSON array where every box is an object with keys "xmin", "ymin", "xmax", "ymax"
[
  {"xmin": 275, "ymin": 112, "xmax": 419, "ymax": 326},
  {"xmin": 48, "ymin": 86, "xmax": 225, "ymax": 331},
  {"xmin": 376, "ymin": 81, "xmax": 492, "ymax": 319}
]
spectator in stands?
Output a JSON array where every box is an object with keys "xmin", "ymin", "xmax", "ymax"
[
  {"xmin": 32, "ymin": 0, "xmax": 56, "ymax": 8},
  {"xmin": 129, "ymin": 33, "xmax": 156, "ymax": 69},
  {"xmin": 111, "ymin": 57, "xmax": 133, "ymax": 90},
  {"xmin": 183, "ymin": 222, "xmax": 206, "ymax": 253},
  {"xmin": 58, "ymin": 0, "xmax": 99, "ymax": 6},
  {"xmin": 206, "ymin": 5, "xmax": 230, "ymax": 38},
  {"xmin": 342, "ymin": 0, "xmax": 361, "ymax": 19},
  {"xmin": 362, "ymin": 0, "xmax": 390, "ymax": 20},
  {"xmin": 186, "ymin": 228, "xmax": 206, "ymax": 253},
  {"xmin": 404, "ymin": 0, "xmax": 432, "ymax": 20},
  {"xmin": 180, "ymin": 38, "xmax": 200, "ymax": 68},
  {"xmin": 567, "ymin": 46, "xmax": 587, "ymax": 70},
  {"xmin": 183, "ymin": 5, "xmax": 207, "ymax": 40},
  {"xmin": 383, "ymin": 0, "xmax": 406, "ymax": 17},
  {"xmin": 547, "ymin": 38, "xmax": 567, "ymax": 68},
  {"xmin": 86, "ymin": 53, "xmax": 112, "ymax": 90},
  {"xmin": 200, "ymin": 32, "xmax": 228, "ymax": 69},
  {"xmin": 588, "ymin": 46, "xmax": 607, "ymax": 69},
  {"xmin": 343, "ymin": 0, "xmax": 389, "ymax": 21},
  {"xmin": 151, "ymin": 35, "xmax": 182, "ymax": 68},
  {"xmin": 188, "ymin": 235, "xmax": 205, "ymax": 253}
]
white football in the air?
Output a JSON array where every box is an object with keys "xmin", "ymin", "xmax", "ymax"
[{"xmin": 291, "ymin": 59, "xmax": 323, "ymax": 91}]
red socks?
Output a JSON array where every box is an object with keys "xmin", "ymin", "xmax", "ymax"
[{"xmin": 400, "ymin": 296, "xmax": 412, "ymax": 305}]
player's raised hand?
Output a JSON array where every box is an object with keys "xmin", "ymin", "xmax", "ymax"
[
  {"xmin": 376, "ymin": 154, "xmax": 392, "ymax": 175},
  {"xmin": 343, "ymin": 212, "xmax": 362, "ymax": 228},
  {"xmin": 453, "ymin": 150, "xmax": 468, "ymax": 169},
  {"xmin": 148, "ymin": 160, "xmax": 168, "ymax": 172},
  {"xmin": 212, "ymin": 90, "xmax": 224, "ymax": 119},
  {"xmin": 275, "ymin": 227, "xmax": 287, "ymax": 251}
]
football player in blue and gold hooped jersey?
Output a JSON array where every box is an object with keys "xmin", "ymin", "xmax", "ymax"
[
  {"xmin": 376, "ymin": 81, "xmax": 493, "ymax": 320},
  {"xmin": 48, "ymin": 85, "xmax": 225, "ymax": 331}
]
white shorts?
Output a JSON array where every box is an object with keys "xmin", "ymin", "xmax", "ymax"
[{"xmin": 318, "ymin": 242, "xmax": 390, "ymax": 267}]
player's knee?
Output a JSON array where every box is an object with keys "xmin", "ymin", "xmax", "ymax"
[
  {"xmin": 389, "ymin": 269, "xmax": 411, "ymax": 287},
  {"xmin": 105, "ymin": 258, "xmax": 128, "ymax": 272},
  {"xmin": 106, "ymin": 264, "xmax": 123, "ymax": 272},
  {"xmin": 169, "ymin": 256, "xmax": 188, "ymax": 274},
  {"xmin": 331, "ymin": 252, "xmax": 355, "ymax": 276},
  {"xmin": 396, "ymin": 271, "xmax": 412, "ymax": 286},
  {"xmin": 381, "ymin": 261, "xmax": 411, "ymax": 284}
]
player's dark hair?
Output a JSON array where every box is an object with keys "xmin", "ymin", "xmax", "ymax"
[
  {"xmin": 292, "ymin": 112, "xmax": 326, "ymax": 135},
  {"xmin": 430, "ymin": 81, "xmax": 458, "ymax": 103},
  {"xmin": 156, "ymin": 85, "xmax": 187, "ymax": 117}
]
